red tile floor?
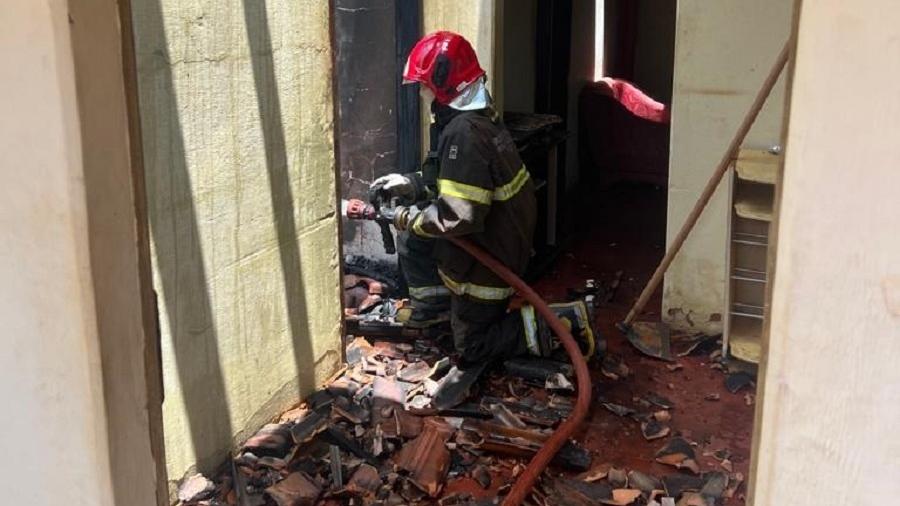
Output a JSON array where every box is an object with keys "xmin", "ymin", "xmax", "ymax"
[{"xmin": 446, "ymin": 183, "xmax": 755, "ymax": 503}]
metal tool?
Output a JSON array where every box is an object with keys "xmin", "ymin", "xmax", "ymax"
[{"xmin": 344, "ymin": 197, "xmax": 397, "ymax": 255}]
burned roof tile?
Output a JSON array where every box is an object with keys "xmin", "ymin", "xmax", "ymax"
[{"xmin": 395, "ymin": 418, "xmax": 455, "ymax": 497}]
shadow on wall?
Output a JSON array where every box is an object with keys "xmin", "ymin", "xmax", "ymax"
[
  {"xmin": 138, "ymin": 0, "xmax": 234, "ymax": 477},
  {"xmin": 240, "ymin": 0, "xmax": 317, "ymax": 397},
  {"xmin": 136, "ymin": 0, "xmax": 317, "ymax": 483}
]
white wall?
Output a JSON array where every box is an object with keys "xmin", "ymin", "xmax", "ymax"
[
  {"xmin": 751, "ymin": 0, "xmax": 900, "ymax": 503},
  {"xmin": 663, "ymin": 0, "xmax": 792, "ymax": 332},
  {"xmin": 1, "ymin": 2, "xmax": 119, "ymax": 504}
]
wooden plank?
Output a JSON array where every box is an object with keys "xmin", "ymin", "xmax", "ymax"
[
  {"xmin": 735, "ymin": 148, "xmax": 780, "ymax": 185},
  {"xmin": 729, "ymin": 315, "xmax": 761, "ymax": 364}
]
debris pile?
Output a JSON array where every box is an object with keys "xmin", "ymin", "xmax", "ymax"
[
  {"xmin": 176, "ymin": 272, "xmax": 755, "ymax": 506},
  {"xmin": 180, "ymin": 328, "xmax": 597, "ymax": 505}
]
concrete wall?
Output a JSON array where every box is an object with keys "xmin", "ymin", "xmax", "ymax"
[
  {"xmin": 502, "ymin": 0, "xmax": 536, "ymax": 113},
  {"xmin": 132, "ymin": 0, "xmax": 343, "ymax": 492},
  {"xmin": 751, "ymin": 1, "xmax": 900, "ymax": 502},
  {"xmin": 336, "ymin": 0, "xmax": 401, "ymax": 262},
  {"xmin": 1, "ymin": 1, "xmax": 160, "ymax": 504},
  {"xmin": 632, "ymin": 0, "xmax": 676, "ymax": 102},
  {"xmin": 566, "ymin": 0, "xmax": 596, "ymax": 189},
  {"xmin": 663, "ymin": 0, "xmax": 792, "ymax": 332}
]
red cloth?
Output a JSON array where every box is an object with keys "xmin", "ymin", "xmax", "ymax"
[{"xmin": 595, "ymin": 77, "xmax": 670, "ymax": 124}]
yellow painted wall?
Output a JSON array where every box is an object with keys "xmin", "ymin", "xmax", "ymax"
[
  {"xmin": 751, "ymin": 1, "xmax": 900, "ymax": 502},
  {"xmin": 663, "ymin": 0, "xmax": 792, "ymax": 332},
  {"xmin": 423, "ymin": 0, "xmax": 500, "ymax": 98},
  {"xmin": 131, "ymin": 0, "xmax": 343, "ymax": 494}
]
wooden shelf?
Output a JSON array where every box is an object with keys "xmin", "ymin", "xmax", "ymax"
[
  {"xmin": 729, "ymin": 315, "xmax": 762, "ymax": 364},
  {"xmin": 732, "ymin": 267, "xmax": 767, "ymax": 283},
  {"xmin": 734, "ymin": 193, "xmax": 774, "ymax": 222},
  {"xmin": 735, "ymin": 148, "xmax": 779, "ymax": 185},
  {"xmin": 726, "ymin": 151, "xmax": 777, "ymax": 364}
]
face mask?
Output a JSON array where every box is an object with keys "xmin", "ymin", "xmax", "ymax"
[
  {"xmin": 419, "ymin": 86, "xmax": 435, "ymax": 104},
  {"xmin": 448, "ymin": 77, "xmax": 490, "ymax": 111}
]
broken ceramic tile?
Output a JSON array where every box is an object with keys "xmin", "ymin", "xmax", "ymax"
[
  {"xmin": 723, "ymin": 472, "xmax": 744, "ymax": 499},
  {"xmin": 321, "ymin": 426, "xmax": 376, "ymax": 464},
  {"xmin": 345, "ymin": 336, "xmax": 375, "ymax": 365},
  {"xmin": 600, "ymin": 354, "xmax": 631, "ymax": 380},
  {"xmin": 644, "ymin": 392, "xmax": 675, "ymax": 409},
  {"xmin": 305, "ymin": 389, "xmax": 335, "ymax": 411},
  {"xmin": 725, "ymin": 371, "xmax": 755, "ymax": 393},
  {"xmin": 439, "ymin": 491, "xmax": 476, "ymax": 505},
  {"xmin": 545, "ymin": 372, "xmax": 575, "ymax": 391},
  {"xmin": 675, "ymin": 492, "xmax": 708, "ymax": 506},
  {"xmin": 177, "ymin": 473, "xmax": 216, "ymax": 503},
  {"xmin": 408, "ymin": 394, "xmax": 431, "ymax": 410},
  {"xmin": 547, "ymin": 477, "xmax": 613, "ymax": 504},
  {"xmin": 655, "ymin": 437, "xmax": 700, "ymax": 474},
  {"xmin": 699, "ymin": 471, "xmax": 728, "ymax": 499},
  {"xmin": 332, "ymin": 396, "xmax": 370, "ymax": 425},
  {"xmin": 602, "ymin": 402, "xmax": 636, "ymax": 418},
  {"xmin": 720, "ymin": 458, "xmax": 733, "ymax": 472},
  {"xmin": 372, "ymin": 341, "xmax": 407, "ymax": 359},
  {"xmin": 243, "ymin": 424, "xmax": 293, "ymax": 459},
  {"xmin": 256, "ymin": 456, "xmax": 287, "ymax": 471},
  {"xmin": 662, "ymin": 473, "xmax": 704, "ymax": 498},
  {"xmin": 278, "ymin": 406, "xmax": 310, "ymax": 424},
  {"xmin": 641, "ymin": 418, "xmax": 671, "ymax": 441},
  {"xmin": 398, "ymin": 360, "xmax": 432, "ymax": 383},
  {"xmin": 265, "ymin": 472, "xmax": 321, "ymax": 506},
  {"xmin": 345, "ymin": 463, "xmax": 380, "ymax": 497},
  {"xmin": 326, "ymin": 376, "xmax": 361, "ymax": 398},
  {"xmin": 395, "ymin": 418, "xmax": 455, "ymax": 497},
  {"xmin": 471, "ymin": 464, "xmax": 492, "ymax": 489},
  {"xmin": 602, "ymin": 488, "xmax": 643, "ymax": 505},
  {"xmin": 373, "ymin": 377, "xmax": 413, "ymax": 405},
  {"xmin": 578, "ymin": 461, "xmax": 612, "ymax": 482},
  {"xmin": 290, "ymin": 411, "xmax": 328, "ymax": 445},
  {"xmin": 627, "ymin": 470, "xmax": 662, "ymax": 495},
  {"xmin": 653, "ymin": 410, "xmax": 672, "ymax": 423},
  {"xmin": 607, "ymin": 467, "xmax": 628, "ymax": 488},
  {"xmin": 489, "ymin": 402, "xmax": 528, "ymax": 429}
]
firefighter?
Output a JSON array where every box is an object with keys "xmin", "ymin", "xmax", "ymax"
[{"xmin": 370, "ymin": 32, "xmax": 595, "ymax": 379}]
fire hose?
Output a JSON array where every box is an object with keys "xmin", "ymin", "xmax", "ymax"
[{"xmin": 345, "ymin": 198, "xmax": 591, "ymax": 505}]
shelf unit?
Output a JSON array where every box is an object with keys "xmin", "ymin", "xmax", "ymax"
[{"xmin": 724, "ymin": 148, "xmax": 780, "ymax": 364}]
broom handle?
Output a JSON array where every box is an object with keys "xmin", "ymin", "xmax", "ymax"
[{"xmin": 623, "ymin": 40, "xmax": 791, "ymax": 327}]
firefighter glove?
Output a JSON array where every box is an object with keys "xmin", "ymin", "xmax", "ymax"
[{"xmin": 370, "ymin": 173, "xmax": 416, "ymax": 205}]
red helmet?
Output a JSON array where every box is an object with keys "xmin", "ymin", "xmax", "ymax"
[{"xmin": 403, "ymin": 31, "xmax": 485, "ymax": 105}]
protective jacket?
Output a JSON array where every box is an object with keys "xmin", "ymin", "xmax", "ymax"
[{"xmin": 406, "ymin": 107, "xmax": 536, "ymax": 301}]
